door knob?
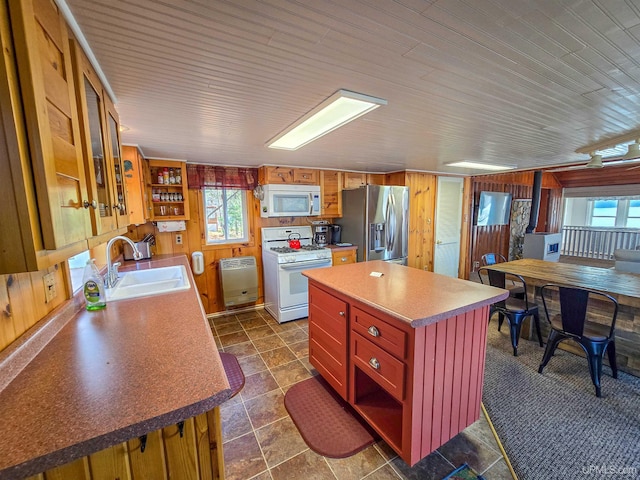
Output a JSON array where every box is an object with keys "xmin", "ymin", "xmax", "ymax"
[{"xmin": 436, "ymin": 240, "xmax": 443, "ymax": 245}]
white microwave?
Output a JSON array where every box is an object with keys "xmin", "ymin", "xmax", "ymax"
[{"xmin": 259, "ymin": 184, "xmax": 321, "ymax": 218}]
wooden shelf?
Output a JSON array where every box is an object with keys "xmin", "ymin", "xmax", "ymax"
[{"xmin": 353, "ymin": 367, "xmax": 403, "ymax": 452}]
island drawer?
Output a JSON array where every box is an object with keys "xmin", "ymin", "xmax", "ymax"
[
  {"xmin": 351, "ymin": 307, "xmax": 407, "ymax": 360},
  {"xmin": 351, "ymin": 332, "xmax": 405, "ymax": 402},
  {"xmin": 309, "ymin": 285, "xmax": 348, "ymax": 319}
]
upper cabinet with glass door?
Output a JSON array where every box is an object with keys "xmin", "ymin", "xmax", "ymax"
[
  {"xmin": 70, "ymin": 37, "xmax": 127, "ymax": 244},
  {"xmin": 104, "ymin": 95, "xmax": 129, "ymax": 229}
]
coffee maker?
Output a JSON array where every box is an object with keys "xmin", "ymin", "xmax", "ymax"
[
  {"xmin": 313, "ymin": 225, "xmax": 329, "ymax": 247},
  {"xmin": 330, "ymin": 224, "xmax": 342, "ymax": 244}
]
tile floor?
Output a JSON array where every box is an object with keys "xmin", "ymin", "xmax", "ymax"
[{"xmin": 210, "ymin": 309, "xmax": 514, "ymax": 480}]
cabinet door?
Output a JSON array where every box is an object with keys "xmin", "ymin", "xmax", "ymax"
[
  {"xmin": 320, "ymin": 170, "xmax": 342, "ymax": 217},
  {"xmin": 104, "ymin": 96, "xmax": 130, "ymax": 228},
  {"xmin": 343, "ymin": 172, "xmax": 367, "ymax": 190},
  {"xmin": 77, "ymin": 69, "xmax": 117, "ymax": 234},
  {"xmin": 308, "ymin": 284, "xmax": 349, "ymax": 399},
  {"xmin": 293, "ymin": 168, "xmax": 318, "ymax": 184},
  {"xmin": 122, "ymin": 146, "xmax": 148, "ymax": 225},
  {"xmin": 262, "ymin": 166, "xmax": 293, "ymax": 183},
  {"xmin": 10, "ymin": 0, "xmax": 92, "ymax": 250}
]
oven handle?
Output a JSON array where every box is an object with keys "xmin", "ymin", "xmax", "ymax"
[{"xmin": 280, "ymin": 259, "xmax": 332, "ymax": 270}]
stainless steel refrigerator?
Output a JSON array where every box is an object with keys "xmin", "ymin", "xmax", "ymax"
[{"xmin": 336, "ymin": 185, "xmax": 409, "ymax": 264}]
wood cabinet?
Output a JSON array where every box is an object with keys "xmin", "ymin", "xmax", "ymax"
[
  {"xmin": 259, "ymin": 166, "xmax": 319, "ymax": 185},
  {"xmin": 25, "ymin": 408, "xmax": 224, "ymax": 480},
  {"xmin": 122, "ymin": 146, "xmax": 149, "ymax": 225},
  {"xmin": 71, "ymin": 40, "xmax": 128, "ymax": 241},
  {"xmin": 331, "ymin": 247, "xmax": 356, "ymax": 266},
  {"xmin": 8, "ymin": 0, "xmax": 92, "ymax": 251},
  {"xmin": 308, "ymin": 280, "xmax": 491, "ymax": 466},
  {"xmin": 0, "ymin": 0, "xmax": 97, "ymax": 274},
  {"xmin": 147, "ymin": 160, "xmax": 190, "ymax": 221},
  {"xmin": 320, "ymin": 170, "xmax": 342, "ymax": 217},
  {"xmin": 308, "ymin": 284, "xmax": 349, "ymax": 399},
  {"xmin": 343, "ymin": 172, "xmax": 367, "ymax": 190}
]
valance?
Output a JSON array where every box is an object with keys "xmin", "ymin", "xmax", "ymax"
[{"xmin": 187, "ymin": 164, "xmax": 258, "ymax": 190}]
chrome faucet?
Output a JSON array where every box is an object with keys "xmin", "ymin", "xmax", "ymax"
[{"xmin": 105, "ymin": 236, "xmax": 143, "ymax": 288}]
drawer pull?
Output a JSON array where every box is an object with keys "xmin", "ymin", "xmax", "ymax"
[
  {"xmin": 369, "ymin": 357, "xmax": 380, "ymax": 370},
  {"xmin": 367, "ymin": 325, "xmax": 380, "ymax": 337},
  {"xmin": 341, "ymin": 257, "xmax": 347, "ymax": 262},
  {"xmin": 339, "ymin": 311, "xmax": 345, "ymax": 317}
]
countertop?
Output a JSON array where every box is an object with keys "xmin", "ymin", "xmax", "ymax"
[
  {"xmin": 303, "ymin": 260, "xmax": 508, "ymax": 328},
  {"xmin": 0, "ymin": 255, "xmax": 231, "ymax": 479},
  {"xmin": 326, "ymin": 244, "xmax": 357, "ymax": 251},
  {"xmin": 484, "ymin": 258, "xmax": 640, "ymax": 299}
]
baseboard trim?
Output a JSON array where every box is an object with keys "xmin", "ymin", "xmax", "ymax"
[{"xmin": 206, "ymin": 304, "xmax": 265, "ymax": 319}]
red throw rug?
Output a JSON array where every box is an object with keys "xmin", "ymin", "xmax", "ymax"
[
  {"xmin": 284, "ymin": 376, "xmax": 377, "ymax": 458},
  {"xmin": 219, "ymin": 352, "xmax": 245, "ymax": 398}
]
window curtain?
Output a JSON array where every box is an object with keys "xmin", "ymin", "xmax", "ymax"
[{"xmin": 187, "ymin": 164, "xmax": 258, "ymax": 190}]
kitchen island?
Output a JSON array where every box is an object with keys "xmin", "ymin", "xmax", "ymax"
[
  {"xmin": 0, "ymin": 255, "xmax": 231, "ymax": 480},
  {"xmin": 303, "ymin": 261, "xmax": 508, "ymax": 466}
]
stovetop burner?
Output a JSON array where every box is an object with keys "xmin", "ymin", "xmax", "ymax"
[{"xmin": 270, "ymin": 245, "xmax": 327, "ymax": 254}]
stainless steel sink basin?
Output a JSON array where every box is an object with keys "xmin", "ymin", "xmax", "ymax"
[{"xmin": 106, "ymin": 265, "xmax": 191, "ymax": 301}]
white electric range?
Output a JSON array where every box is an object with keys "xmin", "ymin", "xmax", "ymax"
[{"xmin": 261, "ymin": 226, "xmax": 332, "ymax": 323}]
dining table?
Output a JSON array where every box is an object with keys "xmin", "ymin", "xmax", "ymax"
[{"xmin": 484, "ymin": 258, "xmax": 640, "ymax": 377}]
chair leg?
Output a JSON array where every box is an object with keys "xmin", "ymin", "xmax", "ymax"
[
  {"xmin": 606, "ymin": 341, "xmax": 618, "ymax": 379},
  {"xmin": 509, "ymin": 315, "xmax": 522, "ymax": 356},
  {"xmin": 583, "ymin": 341, "xmax": 607, "ymax": 398},
  {"xmin": 498, "ymin": 313, "xmax": 505, "ymax": 332},
  {"xmin": 533, "ymin": 312, "xmax": 543, "ymax": 347},
  {"xmin": 538, "ymin": 330, "xmax": 562, "ymax": 374}
]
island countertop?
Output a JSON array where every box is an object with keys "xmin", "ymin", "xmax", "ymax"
[
  {"xmin": 303, "ymin": 260, "xmax": 508, "ymax": 328},
  {"xmin": 0, "ymin": 255, "xmax": 231, "ymax": 479}
]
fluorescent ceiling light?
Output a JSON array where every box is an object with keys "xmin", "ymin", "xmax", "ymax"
[
  {"xmin": 267, "ymin": 90, "xmax": 387, "ymax": 150},
  {"xmin": 446, "ymin": 161, "xmax": 516, "ymax": 171}
]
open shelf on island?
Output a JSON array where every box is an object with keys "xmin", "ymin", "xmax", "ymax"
[{"xmin": 352, "ymin": 366, "xmax": 403, "ymax": 452}]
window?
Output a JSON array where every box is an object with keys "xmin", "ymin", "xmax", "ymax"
[
  {"xmin": 590, "ymin": 199, "xmax": 618, "ymax": 227},
  {"xmin": 627, "ymin": 200, "xmax": 640, "ymax": 228},
  {"xmin": 204, "ymin": 187, "xmax": 249, "ymax": 244}
]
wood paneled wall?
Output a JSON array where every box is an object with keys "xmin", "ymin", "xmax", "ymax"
[
  {"xmin": 0, "ymin": 266, "xmax": 67, "ymax": 353},
  {"xmin": 470, "ymin": 171, "xmax": 563, "ymax": 271}
]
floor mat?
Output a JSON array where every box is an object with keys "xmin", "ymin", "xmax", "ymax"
[
  {"xmin": 219, "ymin": 352, "xmax": 245, "ymax": 398},
  {"xmin": 284, "ymin": 376, "xmax": 376, "ymax": 458}
]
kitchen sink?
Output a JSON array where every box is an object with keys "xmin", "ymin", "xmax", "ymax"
[{"xmin": 105, "ymin": 265, "xmax": 191, "ymax": 301}]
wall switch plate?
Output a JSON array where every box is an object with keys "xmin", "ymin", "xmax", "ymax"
[
  {"xmin": 43, "ymin": 272, "xmax": 56, "ymax": 303},
  {"xmin": 175, "ymin": 234, "xmax": 183, "ymax": 245}
]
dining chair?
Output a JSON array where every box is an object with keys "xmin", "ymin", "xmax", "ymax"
[
  {"xmin": 478, "ymin": 267, "xmax": 543, "ymax": 356},
  {"xmin": 480, "ymin": 253, "xmax": 525, "ymax": 299},
  {"xmin": 538, "ymin": 284, "xmax": 618, "ymax": 397}
]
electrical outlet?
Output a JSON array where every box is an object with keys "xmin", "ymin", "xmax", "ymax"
[
  {"xmin": 175, "ymin": 234, "xmax": 183, "ymax": 245},
  {"xmin": 473, "ymin": 261, "xmax": 480, "ymax": 269},
  {"xmin": 43, "ymin": 272, "xmax": 57, "ymax": 303}
]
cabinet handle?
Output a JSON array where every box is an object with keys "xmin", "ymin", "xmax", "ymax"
[
  {"xmin": 338, "ymin": 311, "xmax": 345, "ymax": 317},
  {"xmin": 83, "ymin": 200, "xmax": 98, "ymax": 209},
  {"xmin": 369, "ymin": 357, "xmax": 380, "ymax": 370},
  {"xmin": 341, "ymin": 257, "xmax": 347, "ymax": 262},
  {"xmin": 367, "ymin": 325, "xmax": 380, "ymax": 337}
]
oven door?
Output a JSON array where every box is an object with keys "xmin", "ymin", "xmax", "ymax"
[{"xmin": 278, "ymin": 259, "xmax": 332, "ymax": 309}]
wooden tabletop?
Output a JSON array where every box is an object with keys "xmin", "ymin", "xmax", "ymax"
[{"xmin": 485, "ymin": 258, "xmax": 640, "ymax": 299}]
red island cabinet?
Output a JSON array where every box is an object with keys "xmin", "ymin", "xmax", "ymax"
[{"xmin": 305, "ymin": 261, "xmax": 503, "ymax": 466}]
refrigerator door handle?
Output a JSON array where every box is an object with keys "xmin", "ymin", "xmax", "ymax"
[{"xmin": 386, "ymin": 194, "xmax": 396, "ymax": 251}]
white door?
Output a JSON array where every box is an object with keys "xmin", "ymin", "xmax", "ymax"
[{"xmin": 434, "ymin": 177, "xmax": 463, "ymax": 277}]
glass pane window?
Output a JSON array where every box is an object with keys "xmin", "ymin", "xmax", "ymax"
[
  {"xmin": 204, "ymin": 187, "xmax": 248, "ymax": 244},
  {"xmin": 591, "ymin": 199, "xmax": 617, "ymax": 227},
  {"xmin": 627, "ymin": 199, "xmax": 640, "ymax": 228}
]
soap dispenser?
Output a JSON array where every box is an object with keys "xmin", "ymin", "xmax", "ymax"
[{"xmin": 83, "ymin": 259, "xmax": 106, "ymax": 310}]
